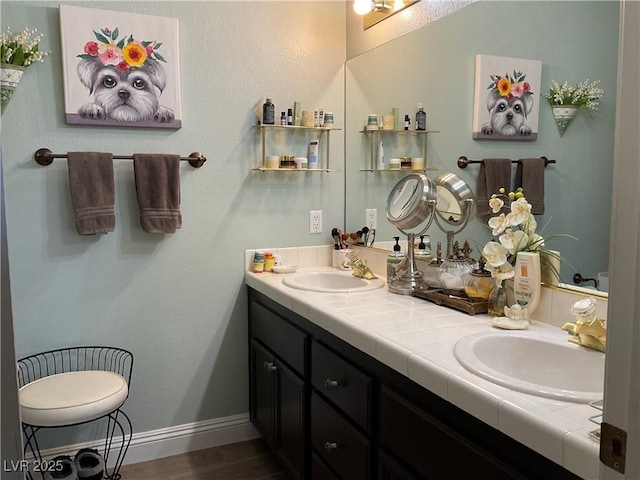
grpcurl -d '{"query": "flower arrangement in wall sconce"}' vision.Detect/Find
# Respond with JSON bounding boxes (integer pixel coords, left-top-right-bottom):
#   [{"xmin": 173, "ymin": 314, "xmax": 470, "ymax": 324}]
[
  {"xmin": 0, "ymin": 27, "xmax": 48, "ymax": 114},
  {"xmin": 544, "ymin": 79, "xmax": 604, "ymax": 136}
]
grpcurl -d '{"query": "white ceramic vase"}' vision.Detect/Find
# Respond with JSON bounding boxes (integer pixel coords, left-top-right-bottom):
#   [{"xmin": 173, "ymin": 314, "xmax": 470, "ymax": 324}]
[
  {"xmin": 1, "ymin": 64, "xmax": 25, "ymax": 114},
  {"xmin": 551, "ymin": 105, "xmax": 579, "ymax": 136}
]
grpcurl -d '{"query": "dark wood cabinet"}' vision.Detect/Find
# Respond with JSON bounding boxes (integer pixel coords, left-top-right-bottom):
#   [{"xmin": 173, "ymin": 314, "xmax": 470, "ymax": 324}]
[
  {"xmin": 248, "ymin": 287, "xmax": 582, "ymax": 480},
  {"xmin": 249, "ymin": 299, "xmax": 308, "ymax": 479}
]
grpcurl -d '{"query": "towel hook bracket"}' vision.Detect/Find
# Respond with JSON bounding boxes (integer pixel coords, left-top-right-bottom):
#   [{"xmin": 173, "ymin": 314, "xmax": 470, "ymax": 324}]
[
  {"xmin": 188, "ymin": 152, "xmax": 206, "ymax": 168},
  {"xmin": 35, "ymin": 148, "xmax": 54, "ymax": 166}
]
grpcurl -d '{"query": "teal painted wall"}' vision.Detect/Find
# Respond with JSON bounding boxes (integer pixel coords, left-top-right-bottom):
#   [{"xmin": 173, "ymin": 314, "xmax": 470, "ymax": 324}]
[
  {"xmin": 346, "ymin": 1, "xmax": 618, "ymax": 284},
  {"xmin": 1, "ymin": 0, "xmax": 345, "ymax": 445}
]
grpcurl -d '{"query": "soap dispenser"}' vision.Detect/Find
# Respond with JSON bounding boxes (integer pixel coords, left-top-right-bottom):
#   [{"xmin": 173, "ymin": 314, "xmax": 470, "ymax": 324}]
[
  {"xmin": 416, "ymin": 235, "xmax": 432, "ymax": 258},
  {"xmin": 387, "ymin": 237, "xmax": 404, "ymax": 281}
]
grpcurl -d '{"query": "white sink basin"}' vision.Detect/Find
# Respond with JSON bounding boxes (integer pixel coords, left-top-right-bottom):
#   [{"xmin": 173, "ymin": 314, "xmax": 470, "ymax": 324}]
[
  {"xmin": 282, "ymin": 271, "xmax": 385, "ymax": 293},
  {"xmin": 454, "ymin": 330, "xmax": 604, "ymax": 403}
]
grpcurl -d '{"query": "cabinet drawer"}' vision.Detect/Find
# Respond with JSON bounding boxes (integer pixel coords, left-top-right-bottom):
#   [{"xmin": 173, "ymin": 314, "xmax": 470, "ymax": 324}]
[
  {"xmin": 250, "ymin": 300, "xmax": 307, "ymax": 375},
  {"xmin": 311, "ymin": 392, "xmax": 370, "ymax": 480},
  {"xmin": 380, "ymin": 387, "xmax": 524, "ymax": 480},
  {"xmin": 312, "ymin": 341, "xmax": 372, "ymax": 432},
  {"xmin": 311, "ymin": 451, "xmax": 340, "ymax": 480}
]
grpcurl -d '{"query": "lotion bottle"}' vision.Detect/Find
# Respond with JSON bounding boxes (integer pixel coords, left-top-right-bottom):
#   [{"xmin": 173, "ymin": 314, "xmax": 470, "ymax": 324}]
[
  {"xmin": 263, "ymin": 98, "xmax": 275, "ymax": 125},
  {"xmin": 307, "ymin": 139, "xmax": 319, "ymax": 169},
  {"xmin": 415, "ymin": 103, "xmax": 426, "ymax": 131},
  {"xmin": 377, "ymin": 140, "xmax": 386, "ymax": 170},
  {"xmin": 513, "ymin": 252, "xmax": 541, "ymax": 317}
]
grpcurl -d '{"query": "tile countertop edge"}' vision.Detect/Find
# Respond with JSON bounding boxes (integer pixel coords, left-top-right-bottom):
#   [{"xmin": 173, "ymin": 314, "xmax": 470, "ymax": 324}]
[{"xmin": 245, "ymin": 269, "xmax": 601, "ymax": 479}]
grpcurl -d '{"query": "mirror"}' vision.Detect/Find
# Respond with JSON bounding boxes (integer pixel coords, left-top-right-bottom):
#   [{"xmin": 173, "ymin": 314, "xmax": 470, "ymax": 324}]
[
  {"xmin": 385, "ymin": 173, "xmax": 437, "ymax": 295},
  {"xmin": 345, "ymin": 1, "xmax": 618, "ymax": 292},
  {"xmin": 433, "ymin": 173, "xmax": 475, "ymax": 258},
  {"xmin": 386, "ymin": 173, "xmax": 437, "ymax": 231}
]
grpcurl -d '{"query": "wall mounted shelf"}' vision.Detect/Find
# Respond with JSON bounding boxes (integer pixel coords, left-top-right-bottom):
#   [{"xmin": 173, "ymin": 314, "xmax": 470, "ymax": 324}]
[
  {"xmin": 256, "ymin": 124, "xmax": 341, "ymax": 172},
  {"xmin": 360, "ymin": 129, "xmax": 439, "ymax": 172}
]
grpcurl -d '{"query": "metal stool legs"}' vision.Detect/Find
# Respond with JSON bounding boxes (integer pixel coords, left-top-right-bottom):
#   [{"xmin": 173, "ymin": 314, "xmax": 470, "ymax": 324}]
[
  {"xmin": 103, "ymin": 409, "xmax": 133, "ymax": 480},
  {"xmin": 22, "ymin": 409, "xmax": 133, "ymax": 480}
]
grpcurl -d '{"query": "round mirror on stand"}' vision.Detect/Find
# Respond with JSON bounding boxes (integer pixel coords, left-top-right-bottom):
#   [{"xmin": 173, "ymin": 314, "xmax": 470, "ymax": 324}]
[
  {"xmin": 385, "ymin": 174, "xmax": 437, "ymax": 295},
  {"xmin": 432, "ymin": 172, "xmax": 475, "ymax": 258}
]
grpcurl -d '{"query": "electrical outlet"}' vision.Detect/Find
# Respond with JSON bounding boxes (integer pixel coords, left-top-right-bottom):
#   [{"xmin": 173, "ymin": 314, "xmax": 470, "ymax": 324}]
[
  {"xmin": 310, "ymin": 210, "xmax": 322, "ymax": 234},
  {"xmin": 366, "ymin": 208, "xmax": 377, "ymax": 230}
]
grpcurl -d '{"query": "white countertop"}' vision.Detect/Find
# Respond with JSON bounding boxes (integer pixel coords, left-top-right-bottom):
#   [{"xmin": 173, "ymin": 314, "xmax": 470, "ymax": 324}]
[{"xmin": 246, "ymin": 266, "xmax": 602, "ymax": 479}]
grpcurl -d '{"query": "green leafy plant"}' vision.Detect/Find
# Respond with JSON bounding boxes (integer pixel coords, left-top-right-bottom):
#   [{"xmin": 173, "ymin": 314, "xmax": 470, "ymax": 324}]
[
  {"xmin": 1, "ymin": 27, "xmax": 48, "ymax": 68},
  {"xmin": 544, "ymin": 79, "xmax": 604, "ymax": 112}
]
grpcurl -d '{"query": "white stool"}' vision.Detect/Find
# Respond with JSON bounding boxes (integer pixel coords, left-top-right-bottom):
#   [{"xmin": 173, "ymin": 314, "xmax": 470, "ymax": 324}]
[{"xmin": 18, "ymin": 347, "xmax": 133, "ymax": 480}]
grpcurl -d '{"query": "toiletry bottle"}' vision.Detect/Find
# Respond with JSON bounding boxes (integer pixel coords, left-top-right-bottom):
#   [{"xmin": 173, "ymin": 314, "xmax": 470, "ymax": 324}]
[
  {"xmin": 377, "ymin": 140, "xmax": 386, "ymax": 170},
  {"xmin": 263, "ymin": 98, "xmax": 275, "ymax": 125},
  {"xmin": 387, "ymin": 237, "xmax": 404, "ymax": 281},
  {"xmin": 253, "ymin": 251, "xmax": 265, "ymax": 273},
  {"xmin": 513, "ymin": 251, "xmax": 542, "ymax": 316},
  {"xmin": 287, "ymin": 108, "xmax": 293, "ymax": 126},
  {"xmin": 415, "ymin": 103, "xmax": 426, "ymax": 131},
  {"xmin": 280, "ymin": 111, "xmax": 286, "ymax": 126},
  {"xmin": 404, "ymin": 115, "xmax": 410, "ymax": 130},
  {"xmin": 307, "ymin": 139, "xmax": 319, "ymax": 169},
  {"xmin": 264, "ymin": 252, "xmax": 275, "ymax": 272}
]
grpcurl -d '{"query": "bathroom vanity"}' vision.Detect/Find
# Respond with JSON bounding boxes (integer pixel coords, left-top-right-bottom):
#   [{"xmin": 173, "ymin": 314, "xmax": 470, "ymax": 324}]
[{"xmin": 247, "ymin": 258, "xmax": 601, "ymax": 479}]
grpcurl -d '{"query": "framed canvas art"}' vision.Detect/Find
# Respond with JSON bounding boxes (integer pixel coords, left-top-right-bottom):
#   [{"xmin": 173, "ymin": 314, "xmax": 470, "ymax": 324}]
[
  {"xmin": 472, "ymin": 55, "xmax": 542, "ymax": 140},
  {"xmin": 60, "ymin": 5, "xmax": 182, "ymax": 128}
]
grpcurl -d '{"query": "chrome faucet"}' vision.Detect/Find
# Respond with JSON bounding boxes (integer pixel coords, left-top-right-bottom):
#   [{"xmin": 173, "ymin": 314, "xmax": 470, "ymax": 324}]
[
  {"xmin": 345, "ymin": 251, "xmax": 378, "ymax": 280},
  {"xmin": 561, "ymin": 297, "xmax": 606, "ymax": 352}
]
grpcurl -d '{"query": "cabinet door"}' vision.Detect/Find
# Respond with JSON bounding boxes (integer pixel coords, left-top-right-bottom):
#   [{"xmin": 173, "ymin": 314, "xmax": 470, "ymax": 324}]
[
  {"xmin": 277, "ymin": 360, "xmax": 306, "ymax": 480},
  {"xmin": 250, "ymin": 340, "xmax": 277, "ymax": 449},
  {"xmin": 311, "ymin": 392, "xmax": 370, "ymax": 480},
  {"xmin": 380, "ymin": 387, "xmax": 524, "ymax": 480},
  {"xmin": 379, "ymin": 450, "xmax": 417, "ymax": 480}
]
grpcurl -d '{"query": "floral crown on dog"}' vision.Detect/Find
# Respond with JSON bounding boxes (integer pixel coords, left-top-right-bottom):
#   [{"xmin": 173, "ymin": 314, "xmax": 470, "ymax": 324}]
[
  {"xmin": 78, "ymin": 27, "xmax": 166, "ymax": 72},
  {"xmin": 486, "ymin": 70, "xmax": 533, "ymax": 100}
]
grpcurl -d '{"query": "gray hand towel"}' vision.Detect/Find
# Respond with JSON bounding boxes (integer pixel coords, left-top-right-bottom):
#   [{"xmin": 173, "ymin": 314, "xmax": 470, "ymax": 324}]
[
  {"xmin": 515, "ymin": 158, "xmax": 545, "ymax": 215},
  {"xmin": 133, "ymin": 154, "xmax": 182, "ymax": 233},
  {"xmin": 67, "ymin": 152, "xmax": 115, "ymax": 235},
  {"xmin": 476, "ymin": 158, "xmax": 512, "ymax": 216}
]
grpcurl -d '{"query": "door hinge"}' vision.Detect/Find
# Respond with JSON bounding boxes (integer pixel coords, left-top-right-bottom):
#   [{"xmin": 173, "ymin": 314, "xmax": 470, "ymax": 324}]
[{"xmin": 600, "ymin": 422, "xmax": 627, "ymax": 474}]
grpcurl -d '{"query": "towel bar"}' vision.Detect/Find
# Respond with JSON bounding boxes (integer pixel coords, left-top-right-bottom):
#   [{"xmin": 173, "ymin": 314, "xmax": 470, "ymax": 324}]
[
  {"xmin": 457, "ymin": 156, "xmax": 555, "ymax": 169},
  {"xmin": 34, "ymin": 148, "xmax": 207, "ymax": 168}
]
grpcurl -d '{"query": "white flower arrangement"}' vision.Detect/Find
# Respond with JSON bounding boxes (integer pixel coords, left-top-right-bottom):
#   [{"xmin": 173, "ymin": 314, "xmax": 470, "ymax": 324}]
[
  {"xmin": 482, "ymin": 187, "xmax": 572, "ymax": 285},
  {"xmin": 544, "ymin": 79, "xmax": 604, "ymax": 113},
  {"xmin": 1, "ymin": 27, "xmax": 48, "ymax": 68}
]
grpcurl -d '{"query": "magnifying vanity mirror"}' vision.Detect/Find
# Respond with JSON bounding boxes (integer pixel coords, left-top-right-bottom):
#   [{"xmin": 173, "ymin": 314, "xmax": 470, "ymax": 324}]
[
  {"xmin": 432, "ymin": 172, "xmax": 476, "ymax": 258},
  {"xmin": 385, "ymin": 172, "xmax": 475, "ymax": 295},
  {"xmin": 385, "ymin": 173, "xmax": 437, "ymax": 294}
]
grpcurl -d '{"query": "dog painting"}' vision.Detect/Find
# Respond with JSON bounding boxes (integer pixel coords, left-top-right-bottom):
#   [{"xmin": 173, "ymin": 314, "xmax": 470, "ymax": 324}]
[
  {"xmin": 60, "ymin": 5, "xmax": 181, "ymax": 128},
  {"xmin": 472, "ymin": 55, "xmax": 541, "ymax": 140}
]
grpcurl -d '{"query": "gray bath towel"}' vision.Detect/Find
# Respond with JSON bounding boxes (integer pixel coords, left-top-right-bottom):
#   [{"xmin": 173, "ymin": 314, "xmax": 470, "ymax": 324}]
[
  {"xmin": 67, "ymin": 152, "xmax": 115, "ymax": 235},
  {"xmin": 515, "ymin": 157, "xmax": 546, "ymax": 215},
  {"xmin": 476, "ymin": 158, "xmax": 512, "ymax": 216},
  {"xmin": 133, "ymin": 153, "xmax": 182, "ymax": 233}
]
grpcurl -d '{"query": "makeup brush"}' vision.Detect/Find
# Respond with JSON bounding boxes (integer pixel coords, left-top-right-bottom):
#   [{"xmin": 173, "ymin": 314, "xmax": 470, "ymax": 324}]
[
  {"xmin": 331, "ymin": 228, "xmax": 341, "ymax": 250},
  {"xmin": 362, "ymin": 226, "xmax": 370, "ymax": 246}
]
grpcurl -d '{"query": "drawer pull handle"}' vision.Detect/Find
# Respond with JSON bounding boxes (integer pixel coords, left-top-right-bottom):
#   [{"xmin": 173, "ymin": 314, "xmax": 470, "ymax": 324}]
[
  {"xmin": 324, "ymin": 379, "xmax": 339, "ymax": 389},
  {"xmin": 324, "ymin": 442, "xmax": 338, "ymax": 453},
  {"xmin": 263, "ymin": 361, "xmax": 278, "ymax": 372}
]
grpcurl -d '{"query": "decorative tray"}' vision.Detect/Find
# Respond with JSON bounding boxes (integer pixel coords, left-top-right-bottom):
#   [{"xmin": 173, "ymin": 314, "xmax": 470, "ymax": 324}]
[{"xmin": 412, "ymin": 288, "xmax": 488, "ymax": 316}]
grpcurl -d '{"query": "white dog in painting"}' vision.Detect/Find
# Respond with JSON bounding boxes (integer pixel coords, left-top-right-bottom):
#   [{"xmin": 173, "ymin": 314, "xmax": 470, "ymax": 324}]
[
  {"xmin": 481, "ymin": 88, "xmax": 533, "ymax": 137},
  {"xmin": 76, "ymin": 57, "xmax": 174, "ymax": 124}
]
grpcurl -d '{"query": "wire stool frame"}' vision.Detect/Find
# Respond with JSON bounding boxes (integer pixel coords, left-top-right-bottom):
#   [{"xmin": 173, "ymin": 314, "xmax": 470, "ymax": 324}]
[{"xmin": 17, "ymin": 346, "xmax": 133, "ymax": 480}]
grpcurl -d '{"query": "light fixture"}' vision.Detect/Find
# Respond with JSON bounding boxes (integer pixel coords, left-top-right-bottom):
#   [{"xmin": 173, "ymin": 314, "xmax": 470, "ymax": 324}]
[{"xmin": 354, "ymin": 0, "xmax": 420, "ymax": 30}]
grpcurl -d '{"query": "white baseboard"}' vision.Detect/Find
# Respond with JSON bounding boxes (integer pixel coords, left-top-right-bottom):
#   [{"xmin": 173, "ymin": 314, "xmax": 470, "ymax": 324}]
[{"xmin": 33, "ymin": 413, "xmax": 260, "ymax": 467}]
